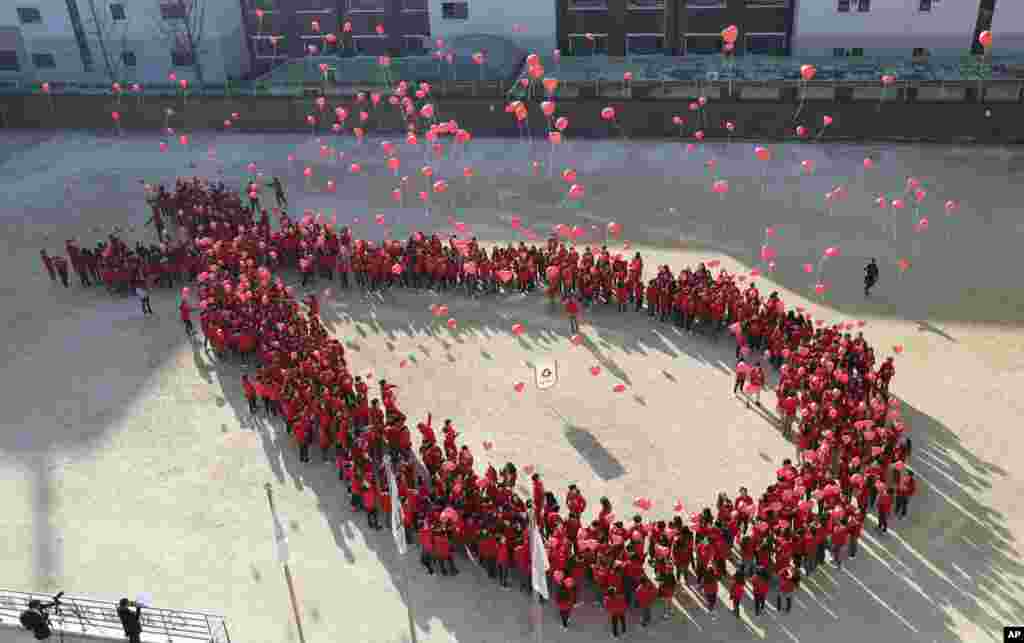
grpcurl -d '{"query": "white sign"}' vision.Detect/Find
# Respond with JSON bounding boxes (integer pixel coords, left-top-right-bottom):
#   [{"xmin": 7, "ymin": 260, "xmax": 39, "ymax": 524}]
[{"xmin": 535, "ymin": 361, "xmax": 558, "ymax": 390}]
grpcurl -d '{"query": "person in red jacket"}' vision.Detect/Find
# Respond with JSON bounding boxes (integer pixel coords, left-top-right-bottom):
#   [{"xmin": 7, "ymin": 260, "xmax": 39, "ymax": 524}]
[
  {"xmin": 603, "ymin": 586, "xmax": 627, "ymax": 638},
  {"xmin": 514, "ymin": 536, "xmax": 531, "ymax": 593},
  {"xmin": 895, "ymin": 470, "xmax": 915, "ymax": 519},
  {"xmin": 877, "ymin": 486, "xmax": 893, "ymax": 533},
  {"xmin": 831, "ymin": 519, "xmax": 849, "ymax": 568},
  {"xmin": 241, "ymin": 375, "xmax": 258, "ymax": 414},
  {"xmin": 730, "ymin": 571, "xmax": 746, "ymax": 617},
  {"xmin": 751, "ymin": 569, "xmax": 770, "ymax": 616},
  {"xmin": 433, "ymin": 527, "xmax": 457, "ymax": 576},
  {"xmin": 776, "ymin": 567, "xmax": 799, "ymax": 613},
  {"xmin": 847, "ymin": 512, "xmax": 863, "ymax": 559},
  {"xmin": 478, "ymin": 529, "xmax": 498, "ymax": 579},
  {"xmin": 556, "ymin": 577, "xmax": 576, "ymax": 629},
  {"xmin": 363, "ymin": 481, "xmax": 381, "ymax": 530},
  {"xmin": 40, "ymin": 249, "xmax": 57, "ymax": 283},
  {"xmin": 495, "ymin": 535, "xmax": 511, "ymax": 587},
  {"xmin": 634, "ymin": 576, "xmax": 658, "ymax": 628},
  {"xmin": 418, "ymin": 522, "xmax": 435, "ymax": 575},
  {"xmin": 701, "ymin": 567, "xmax": 719, "ymax": 611},
  {"xmin": 564, "ymin": 295, "xmax": 580, "ymax": 334},
  {"xmin": 180, "ymin": 299, "xmax": 194, "ymax": 337}
]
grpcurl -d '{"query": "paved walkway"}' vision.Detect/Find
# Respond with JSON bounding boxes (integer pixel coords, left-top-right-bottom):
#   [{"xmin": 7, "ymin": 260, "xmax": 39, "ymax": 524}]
[{"xmin": 0, "ymin": 131, "xmax": 1022, "ymax": 643}]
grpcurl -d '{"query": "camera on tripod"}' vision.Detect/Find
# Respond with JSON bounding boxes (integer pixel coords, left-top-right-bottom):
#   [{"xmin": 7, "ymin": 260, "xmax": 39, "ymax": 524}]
[{"xmin": 19, "ymin": 591, "xmax": 63, "ymax": 640}]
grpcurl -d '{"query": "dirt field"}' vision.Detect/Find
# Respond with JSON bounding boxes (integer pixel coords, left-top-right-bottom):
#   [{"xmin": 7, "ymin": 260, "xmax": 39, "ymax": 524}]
[{"xmin": 0, "ymin": 131, "xmax": 1022, "ymax": 643}]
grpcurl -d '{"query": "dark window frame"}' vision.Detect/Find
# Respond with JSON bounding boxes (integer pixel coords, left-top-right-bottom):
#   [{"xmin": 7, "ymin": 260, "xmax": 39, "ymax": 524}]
[
  {"xmin": 17, "ymin": 7, "xmax": 43, "ymax": 24},
  {"xmin": 109, "ymin": 2, "xmax": 126, "ymax": 20},
  {"xmin": 31, "ymin": 52, "xmax": 56, "ymax": 68},
  {"xmin": 837, "ymin": 0, "xmax": 850, "ymax": 12},
  {"xmin": 0, "ymin": 50, "xmax": 20, "ymax": 71},
  {"xmin": 160, "ymin": 0, "xmax": 188, "ymax": 19},
  {"xmin": 850, "ymin": 47, "xmax": 864, "ymax": 57},
  {"xmin": 918, "ymin": 0, "xmax": 931, "ymax": 11},
  {"xmin": 857, "ymin": 0, "xmax": 870, "ymax": 10},
  {"xmin": 441, "ymin": 1, "xmax": 468, "ymax": 19},
  {"xmin": 121, "ymin": 50, "xmax": 137, "ymax": 66}
]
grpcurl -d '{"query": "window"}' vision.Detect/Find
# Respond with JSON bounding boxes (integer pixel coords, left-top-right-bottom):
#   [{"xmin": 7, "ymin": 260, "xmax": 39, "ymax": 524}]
[
  {"xmin": 850, "ymin": 47, "xmax": 864, "ymax": 57},
  {"xmin": 121, "ymin": 50, "xmax": 136, "ymax": 66},
  {"xmin": 685, "ymin": 35, "xmax": 723, "ymax": 54},
  {"xmin": 856, "ymin": 0, "xmax": 869, "ymax": 10},
  {"xmin": 569, "ymin": 33, "xmax": 607, "ymax": 54},
  {"xmin": 628, "ymin": 0, "xmax": 664, "ymax": 10},
  {"xmin": 17, "ymin": 7, "xmax": 43, "ymax": 23},
  {"xmin": 837, "ymin": 0, "xmax": 849, "ymax": 12},
  {"xmin": 626, "ymin": 34, "xmax": 663, "ymax": 54},
  {"xmin": 441, "ymin": 2, "xmax": 468, "ymax": 18},
  {"xmin": 918, "ymin": 0, "xmax": 931, "ymax": 10},
  {"xmin": 402, "ymin": 35, "xmax": 428, "ymax": 54},
  {"xmin": 686, "ymin": 0, "xmax": 726, "ymax": 7},
  {"xmin": 746, "ymin": 33, "xmax": 786, "ymax": 55},
  {"xmin": 31, "ymin": 52, "xmax": 56, "ymax": 68},
  {"xmin": 746, "ymin": 0, "xmax": 786, "ymax": 6},
  {"xmin": 109, "ymin": 3, "xmax": 126, "ymax": 20},
  {"xmin": 352, "ymin": 35, "xmax": 387, "ymax": 55},
  {"xmin": 348, "ymin": 0, "xmax": 384, "ymax": 12},
  {"xmin": 912, "ymin": 47, "xmax": 928, "ymax": 57},
  {"xmin": 832, "ymin": 47, "xmax": 847, "ymax": 56},
  {"xmin": 160, "ymin": 0, "xmax": 188, "ymax": 19},
  {"xmin": 402, "ymin": 0, "xmax": 428, "ymax": 10},
  {"xmin": 0, "ymin": 50, "xmax": 19, "ymax": 71},
  {"xmin": 172, "ymin": 32, "xmax": 193, "ymax": 65},
  {"xmin": 569, "ymin": 0, "xmax": 609, "ymax": 9}
]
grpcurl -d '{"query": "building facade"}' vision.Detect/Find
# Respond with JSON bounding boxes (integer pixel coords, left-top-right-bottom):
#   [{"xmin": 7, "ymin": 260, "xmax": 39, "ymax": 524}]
[
  {"xmin": 0, "ymin": 0, "xmax": 249, "ymax": 85},
  {"xmin": 241, "ymin": 0, "xmax": 432, "ymax": 78},
  {"xmin": 986, "ymin": 0, "xmax": 1022, "ymax": 54},
  {"xmin": 790, "ymin": 0, "xmax": 986, "ymax": 58},
  {"xmin": 427, "ymin": 0, "xmax": 556, "ymax": 57},
  {"xmin": 555, "ymin": 0, "xmax": 793, "ymax": 59}
]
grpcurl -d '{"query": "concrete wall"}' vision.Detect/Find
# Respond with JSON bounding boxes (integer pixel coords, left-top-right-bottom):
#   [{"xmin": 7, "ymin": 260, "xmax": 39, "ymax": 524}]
[
  {"xmin": 2, "ymin": 92, "xmax": 1021, "ymax": 143},
  {"xmin": 791, "ymin": 0, "xmax": 982, "ymax": 57}
]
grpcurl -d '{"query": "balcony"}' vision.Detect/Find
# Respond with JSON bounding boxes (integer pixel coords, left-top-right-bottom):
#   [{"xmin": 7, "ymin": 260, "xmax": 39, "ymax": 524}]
[{"xmin": 568, "ymin": 0, "xmax": 609, "ymax": 12}]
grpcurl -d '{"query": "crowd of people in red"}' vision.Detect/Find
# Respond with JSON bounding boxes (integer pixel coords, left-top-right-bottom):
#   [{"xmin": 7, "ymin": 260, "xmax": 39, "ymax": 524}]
[{"xmin": 51, "ymin": 176, "xmax": 915, "ymax": 638}]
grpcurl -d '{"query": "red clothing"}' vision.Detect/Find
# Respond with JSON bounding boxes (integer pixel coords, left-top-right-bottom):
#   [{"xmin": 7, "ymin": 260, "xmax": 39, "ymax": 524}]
[
  {"xmin": 635, "ymin": 582, "xmax": 658, "ymax": 608},
  {"xmin": 603, "ymin": 594, "xmax": 627, "ymax": 617},
  {"xmin": 877, "ymin": 493, "xmax": 893, "ymax": 515},
  {"xmin": 362, "ymin": 486, "xmax": 377, "ymax": 511},
  {"xmin": 433, "ymin": 534, "xmax": 451, "ymax": 559}
]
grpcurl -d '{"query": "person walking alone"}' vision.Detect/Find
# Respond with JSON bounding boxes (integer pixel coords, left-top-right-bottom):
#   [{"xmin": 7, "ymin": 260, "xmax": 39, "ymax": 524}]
[
  {"xmin": 864, "ymin": 259, "xmax": 879, "ymax": 297},
  {"xmin": 136, "ymin": 283, "xmax": 153, "ymax": 316}
]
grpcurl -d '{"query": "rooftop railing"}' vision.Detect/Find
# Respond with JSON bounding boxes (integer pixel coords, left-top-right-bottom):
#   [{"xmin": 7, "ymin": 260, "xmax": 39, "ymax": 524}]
[{"xmin": 0, "ymin": 589, "xmax": 229, "ymax": 643}]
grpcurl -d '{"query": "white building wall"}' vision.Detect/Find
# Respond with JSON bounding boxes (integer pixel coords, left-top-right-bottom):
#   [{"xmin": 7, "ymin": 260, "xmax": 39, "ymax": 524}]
[
  {"xmin": 791, "ymin": 0, "xmax": 981, "ymax": 58},
  {"xmin": 428, "ymin": 0, "xmax": 556, "ymax": 56},
  {"xmin": 990, "ymin": 2, "xmax": 1024, "ymax": 54},
  {"xmin": 0, "ymin": 0, "xmax": 248, "ymax": 85}
]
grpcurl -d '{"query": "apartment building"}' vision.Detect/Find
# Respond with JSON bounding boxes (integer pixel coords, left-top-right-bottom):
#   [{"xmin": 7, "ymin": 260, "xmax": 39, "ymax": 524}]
[
  {"xmin": 790, "ymin": 0, "xmax": 986, "ymax": 58},
  {"xmin": 242, "ymin": 0, "xmax": 432, "ymax": 77},
  {"xmin": 427, "ymin": 0, "xmax": 556, "ymax": 56},
  {"xmin": 555, "ymin": 0, "xmax": 793, "ymax": 58},
  {"xmin": 0, "ymin": 0, "xmax": 248, "ymax": 85}
]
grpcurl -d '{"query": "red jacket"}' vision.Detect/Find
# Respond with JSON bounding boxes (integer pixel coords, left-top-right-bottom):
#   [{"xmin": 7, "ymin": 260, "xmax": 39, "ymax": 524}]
[
  {"xmin": 635, "ymin": 582, "xmax": 658, "ymax": 608},
  {"xmin": 604, "ymin": 594, "xmax": 627, "ymax": 617},
  {"xmin": 877, "ymin": 493, "xmax": 893, "ymax": 514},
  {"xmin": 556, "ymin": 587, "xmax": 576, "ymax": 612},
  {"xmin": 433, "ymin": 534, "xmax": 451, "ymax": 559},
  {"xmin": 752, "ymin": 575, "xmax": 770, "ymax": 599},
  {"xmin": 418, "ymin": 526, "xmax": 433, "ymax": 553}
]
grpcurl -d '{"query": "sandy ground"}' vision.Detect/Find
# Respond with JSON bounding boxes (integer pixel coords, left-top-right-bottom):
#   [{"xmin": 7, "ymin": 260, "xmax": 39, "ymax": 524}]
[{"xmin": 1, "ymin": 131, "xmax": 1023, "ymax": 643}]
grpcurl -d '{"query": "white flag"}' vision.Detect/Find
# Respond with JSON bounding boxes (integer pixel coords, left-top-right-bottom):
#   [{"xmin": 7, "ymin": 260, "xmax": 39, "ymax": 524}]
[
  {"xmin": 386, "ymin": 460, "xmax": 407, "ymax": 556},
  {"xmin": 530, "ymin": 517, "xmax": 550, "ymax": 600},
  {"xmin": 272, "ymin": 511, "xmax": 290, "ymax": 565}
]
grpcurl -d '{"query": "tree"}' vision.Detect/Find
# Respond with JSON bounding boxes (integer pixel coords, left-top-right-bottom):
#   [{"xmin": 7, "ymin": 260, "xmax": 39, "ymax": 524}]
[
  {"xmin": 83, "ymin": 0, "xmax": 131, "ymax": 82},
  {"xmin": 154, "ymin": 0, "xmax": 207, "ymax": 85}
]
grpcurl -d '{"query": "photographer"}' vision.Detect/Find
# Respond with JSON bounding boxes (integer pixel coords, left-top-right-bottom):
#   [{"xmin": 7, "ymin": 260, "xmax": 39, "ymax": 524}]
[
  {"xmin": 117, "ymin": 598, "xmax": 142, "ymax": 643},
  {"xmin": 19, "ymin": 599, "xmax": 53, "ymax": 640}
]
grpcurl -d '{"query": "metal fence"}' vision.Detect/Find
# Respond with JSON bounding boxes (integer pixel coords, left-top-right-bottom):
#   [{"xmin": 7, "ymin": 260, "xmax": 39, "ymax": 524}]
[
  {"xmin": 0, "ymin": 589, "xmax": 229, "ymax": 643},
  {"xmin": 2, "ymin": 53, "xmax": 1022, "ymax": 98}
]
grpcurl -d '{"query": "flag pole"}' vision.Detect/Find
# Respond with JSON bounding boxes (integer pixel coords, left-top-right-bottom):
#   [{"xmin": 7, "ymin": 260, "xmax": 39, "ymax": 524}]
[
  {"xmin": 386, "ymin": 459, "xmax": 419, "ymax": 643},
  {"xmin": 265, "ymin": 483, "xmax": 307, "ymax": 643},
  {"xmin": 528, "ymin": 510, "xmax": 547, "ymax": 643}
]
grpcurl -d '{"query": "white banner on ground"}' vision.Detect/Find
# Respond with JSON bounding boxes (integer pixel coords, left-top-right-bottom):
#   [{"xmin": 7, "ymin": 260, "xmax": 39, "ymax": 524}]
[
  {"xmin": 271, "ymin": 511, "xmax": 289, "ymax": 565},
  {"xmin": 530, "ymin": 518, "xmax": 549, "ymax": 600},
  {"xmin": 386, "ymin": 460, "xmax": 407, "ymax": 556},
  {"xmin": 535, "ymin": 360, "xmax": 558, "ymax": 390}
]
